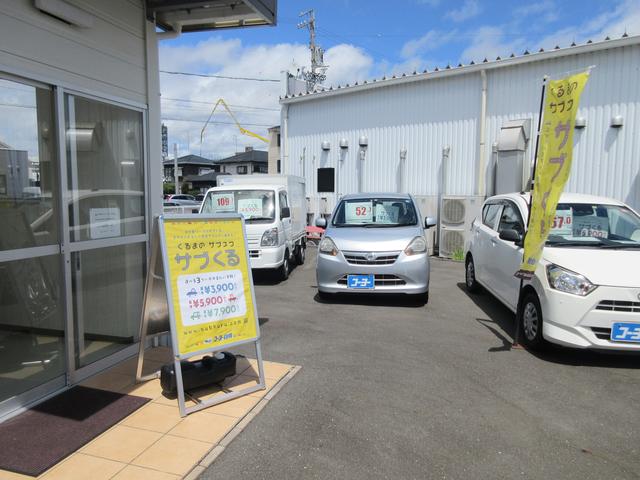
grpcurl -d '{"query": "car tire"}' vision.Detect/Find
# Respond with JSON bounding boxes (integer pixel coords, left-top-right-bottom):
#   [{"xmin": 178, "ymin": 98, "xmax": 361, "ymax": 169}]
[
  {"xmin": 278, "ymin": 250, "xmax": 290, "ymax": 281},
  {"xmin": 465, "ymin": 255, "xmax": 481, "ymax": 293},
  {"xmin": 518, "ymin": 292, "xmax": 545, "ymax": 350},
  {"xmin": 295, "ymin": 244, "xmax": 306, "ymax": 265}
]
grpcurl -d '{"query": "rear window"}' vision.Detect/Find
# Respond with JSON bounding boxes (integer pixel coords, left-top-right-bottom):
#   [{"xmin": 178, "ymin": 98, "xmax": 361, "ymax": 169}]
[{"xmin": 332, "ymin": 198, "xmax": 417, "ymax": 227}]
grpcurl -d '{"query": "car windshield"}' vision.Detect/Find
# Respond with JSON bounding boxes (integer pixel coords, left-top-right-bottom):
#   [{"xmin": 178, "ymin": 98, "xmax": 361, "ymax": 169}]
[
  {"xmin": 332, "ymin": 197, "xmax": 418, "ymax": 227},
  {"xmin": 201, "ymin": 189, "xmax": 276, "ymax": 222},
  {"xmin": 545, "ymin": 202, "xmax": 640, "ymax": 249}
]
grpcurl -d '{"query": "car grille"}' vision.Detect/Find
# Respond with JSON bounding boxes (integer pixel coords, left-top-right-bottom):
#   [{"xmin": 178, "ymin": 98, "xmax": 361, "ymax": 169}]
[
  {"xmin": 249, "ymin": 250, "xmax": 260, "ymax": 258},
  {"xmin": 590, "ymin": 327, "xmax": 612, "ymax": 340},
  {"xmin": 342, "ymin": 251, "xmax": 400, "ymax": 265},
  {"xmin": 337, "ymin": 274, "xmax": 406, "ymax": 286},
  {"xmin": 595, "ymin": 300, "xmax": 640, "ymax": 313}
]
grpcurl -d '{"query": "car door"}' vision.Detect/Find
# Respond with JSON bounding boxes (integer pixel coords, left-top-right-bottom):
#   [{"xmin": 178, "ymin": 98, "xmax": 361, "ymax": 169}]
[
  {"xmin": 472, "ymin": 202, "xmax": 503, "ymax": 288},
  {"xmin": 279, "ymin": 190, "xmax": 291, "ymax": 247},
  {"xmin": 490, "ymin": 201, "xmax": 526, "ymax": 311}
]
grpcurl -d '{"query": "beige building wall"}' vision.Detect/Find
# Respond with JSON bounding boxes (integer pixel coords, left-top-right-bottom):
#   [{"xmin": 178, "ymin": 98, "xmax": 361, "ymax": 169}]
[{"xmin": 267, "ymin": 126, "xmax": 280, "ymax": 174}]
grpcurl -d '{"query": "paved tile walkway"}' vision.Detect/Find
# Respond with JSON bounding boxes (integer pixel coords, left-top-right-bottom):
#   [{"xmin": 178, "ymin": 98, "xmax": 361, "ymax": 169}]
[{"xmin": 0, "ymin": 348, "xmax": 297, "ymax": 480}]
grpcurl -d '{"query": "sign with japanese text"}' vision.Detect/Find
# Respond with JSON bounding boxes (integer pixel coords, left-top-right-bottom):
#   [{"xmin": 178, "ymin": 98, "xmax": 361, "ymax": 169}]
[
  {"xmin": 161, "ymin": 216, "xmax": 258, "ymax": 355},
  {"xmin": 516, "ymin": 71, "xmax": 590, "ymax": 279}
]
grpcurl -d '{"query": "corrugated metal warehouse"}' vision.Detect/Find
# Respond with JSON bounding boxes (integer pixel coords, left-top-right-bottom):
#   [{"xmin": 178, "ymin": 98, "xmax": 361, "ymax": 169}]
[{"xmin": 279, "ymin": 34, "xmax": 640, "ymax": 256}]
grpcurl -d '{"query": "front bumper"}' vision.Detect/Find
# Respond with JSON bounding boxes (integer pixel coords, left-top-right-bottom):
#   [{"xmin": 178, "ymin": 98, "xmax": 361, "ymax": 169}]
[
  {"xmin": 316, "ymin": 250, "xmax": 429, "ymax": 294},
  {"xmin": 248, "ymin": 244, "xmax": 285, "ymax": 269},
  {"xmin": 540, "ymin": 284, "xmax": 640, "ymax": 351}
]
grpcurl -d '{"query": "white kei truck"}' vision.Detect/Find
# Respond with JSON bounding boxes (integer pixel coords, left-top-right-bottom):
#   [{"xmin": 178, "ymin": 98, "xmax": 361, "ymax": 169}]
[{"xmin": 200, "ymin": 175, "xmax": 307, "ymax": 280}]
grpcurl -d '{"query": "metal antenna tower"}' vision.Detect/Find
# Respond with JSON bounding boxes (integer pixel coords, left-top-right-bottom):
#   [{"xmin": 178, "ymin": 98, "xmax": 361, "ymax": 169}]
[{"xmin": 297, "ymin": 9, "xmax": 327, "ymax": 91}]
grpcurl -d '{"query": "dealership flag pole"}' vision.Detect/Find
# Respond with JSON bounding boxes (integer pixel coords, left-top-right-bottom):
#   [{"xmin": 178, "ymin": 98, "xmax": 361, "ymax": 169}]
[
  {"xmin": 513, "ymin": 68, "xmax": 591, "ymax": 348},
  {"xmin": 512, "ymin": 76, "xmax": 548, "ymax": 349}
]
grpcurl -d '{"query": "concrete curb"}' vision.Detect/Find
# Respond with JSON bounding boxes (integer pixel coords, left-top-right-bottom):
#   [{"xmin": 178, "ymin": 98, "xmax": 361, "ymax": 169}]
[{"xmin": 184, "ymin": 365, "xmax": 301, "ymax": 479}]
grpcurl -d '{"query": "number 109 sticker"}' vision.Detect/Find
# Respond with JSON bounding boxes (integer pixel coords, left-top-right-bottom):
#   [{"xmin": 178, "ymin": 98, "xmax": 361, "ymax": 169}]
[{"xmin": 178, "ymin": 270, "xmax": 247, "ymax": 326}]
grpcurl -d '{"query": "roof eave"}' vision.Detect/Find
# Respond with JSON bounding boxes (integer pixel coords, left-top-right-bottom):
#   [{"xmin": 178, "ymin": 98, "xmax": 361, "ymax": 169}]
[{"xmin": 281, "ymin": 35, "xmax": 640, "ymax": 105}]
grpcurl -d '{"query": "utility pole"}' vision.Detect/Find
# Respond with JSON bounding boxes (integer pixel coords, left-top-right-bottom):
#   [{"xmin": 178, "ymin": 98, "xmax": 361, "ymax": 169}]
[
  {"xmin": 173, "ymin": 143, "xmax": 180, "ymax": 195},
  {"xmin": 297, "ymin": 9, "xmax": 327, "ymax": 91}
]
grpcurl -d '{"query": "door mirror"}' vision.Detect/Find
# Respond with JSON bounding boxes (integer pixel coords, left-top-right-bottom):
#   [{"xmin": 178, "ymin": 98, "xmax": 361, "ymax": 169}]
[
  {"xmin": 281, "ymin": 207, "xmax": 291, "ymax": 219},
  {"xmin": 315, "ymin": 217, "xmax": 327, "ymax": 228},
  {"xmin": 424, "ymin": 216, "xmax": 437, "ymax": 229},
  {"xmin": 499, "ymin": 229, "xmax": 522, "ymax": 243}
]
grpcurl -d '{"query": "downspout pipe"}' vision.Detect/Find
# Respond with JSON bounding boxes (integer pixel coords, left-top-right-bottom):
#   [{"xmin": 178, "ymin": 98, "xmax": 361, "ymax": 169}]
[{"xmin": 478, "ymin": 69, "xmax": 487, "ymax": 196}]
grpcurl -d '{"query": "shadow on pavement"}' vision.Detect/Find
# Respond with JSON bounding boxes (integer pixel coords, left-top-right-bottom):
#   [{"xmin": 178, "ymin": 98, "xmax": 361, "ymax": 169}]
[
  {"xmin": 458, "ymin": 283, "xmax": 640, "ymax": 369},
  {"xmin": 312, "ymin": 291, "xmax": 427, "ymax": 308},
  {"xmin": 251, "ymin": 265, "xmax": 302, "ymax": 286}
]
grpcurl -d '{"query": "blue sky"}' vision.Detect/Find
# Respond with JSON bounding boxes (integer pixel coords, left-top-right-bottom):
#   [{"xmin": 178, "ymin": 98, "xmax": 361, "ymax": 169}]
[{"xmin": 159, "ymin": 0, "xmax": 640, "ymax": 158}]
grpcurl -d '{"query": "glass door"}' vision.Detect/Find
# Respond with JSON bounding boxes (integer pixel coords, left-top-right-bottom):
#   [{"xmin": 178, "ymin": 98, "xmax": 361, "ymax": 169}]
[
  {"xmin": 63, "ymin": 93, "xmax": 147, "ymax": 381},
  {"xmin": 0, "ymin": 76, "xmax": 66, "ymax": 412}
]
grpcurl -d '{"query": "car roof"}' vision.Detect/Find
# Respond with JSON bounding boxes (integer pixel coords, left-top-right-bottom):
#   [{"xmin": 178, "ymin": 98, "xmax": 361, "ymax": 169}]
[
  {"xmin": 340, "ymin": 192, "xmax": 413, "ymax": 201},
  {"xmin": 487, "ymin": 191, "xmax": 627, "ymax": 207}
]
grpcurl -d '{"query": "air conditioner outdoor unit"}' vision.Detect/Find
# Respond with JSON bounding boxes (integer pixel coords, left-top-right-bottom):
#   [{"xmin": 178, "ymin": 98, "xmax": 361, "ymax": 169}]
[{"xmin": 439, "ymin": 196, "xmax": 483, "ymax": 259}]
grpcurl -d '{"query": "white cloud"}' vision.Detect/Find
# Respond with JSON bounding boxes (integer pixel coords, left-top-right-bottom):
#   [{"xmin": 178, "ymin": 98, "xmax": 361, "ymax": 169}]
[
  {"xmin": 416, "ymin": 0, "xmax": 441, "ymax": 6},
  {"xmin": 444, "ymin": 0, "xmax": 481, "ymax": 23},
  {"xmin": 460, "ymin": 0, "xmax": 640, "ymax": 64},
  {"xmin": 401, "ymin": 29, "xmax": 458, "ymax": 58},
  {"xmin": 460, "ymin": 26, "xmax": 526, "ymax": 62},
  {"xmin": 159, "ymin": 39, "xmax": 375, "ymax": 159}
]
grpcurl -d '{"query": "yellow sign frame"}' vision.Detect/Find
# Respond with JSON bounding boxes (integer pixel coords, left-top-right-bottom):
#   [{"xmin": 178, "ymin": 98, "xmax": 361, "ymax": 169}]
[{"xmin": 137, "ymin": 214, "xmax": 265, "ymax": 417}]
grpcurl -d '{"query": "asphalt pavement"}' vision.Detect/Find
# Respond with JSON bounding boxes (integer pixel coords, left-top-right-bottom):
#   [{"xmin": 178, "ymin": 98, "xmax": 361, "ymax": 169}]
[{"xmin": 202, "ymin": 247, "xmax": 640, "ymax": 480}]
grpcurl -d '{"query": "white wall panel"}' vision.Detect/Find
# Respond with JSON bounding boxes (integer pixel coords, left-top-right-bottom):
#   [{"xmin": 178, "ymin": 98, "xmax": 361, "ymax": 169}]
[
  {"xmin": 0, "ymin": 0, "xmax": 146, "ymax": 103},
  {"xmin": 285, "ymin": 39, "xmax": 640, "ymax": 217}
]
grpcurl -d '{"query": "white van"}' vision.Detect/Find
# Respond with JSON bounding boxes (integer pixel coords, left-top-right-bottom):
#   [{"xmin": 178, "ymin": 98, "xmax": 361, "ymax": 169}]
[{"xmin": 200, "ymin": 175, "xmax": 307, "ymax": 279}]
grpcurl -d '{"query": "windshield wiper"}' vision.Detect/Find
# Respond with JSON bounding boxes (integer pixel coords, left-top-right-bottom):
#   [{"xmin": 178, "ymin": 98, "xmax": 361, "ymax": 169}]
[
  {"xmin": 245, "ymin": 216, "xmax": 273, "ymax": 221},
  {"xmin": 597, "ymin": 243, "xmax": 640, "ymax": 249},
  {"xmin": 546, "ymin": 241, "xmax": 603, "ymax": 248}
]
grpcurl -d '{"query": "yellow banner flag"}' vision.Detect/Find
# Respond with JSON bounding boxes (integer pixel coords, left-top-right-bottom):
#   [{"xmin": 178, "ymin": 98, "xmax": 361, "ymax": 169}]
[{"xmin": 516, "ymin": 71, "xmax": 590, "ymax": 279}]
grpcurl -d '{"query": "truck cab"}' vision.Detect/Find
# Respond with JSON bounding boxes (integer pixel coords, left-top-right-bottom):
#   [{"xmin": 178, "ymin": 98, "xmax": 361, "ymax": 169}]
[{"xmin": 200, "ymin": 175, "xmax": 307, "ymax": 280}]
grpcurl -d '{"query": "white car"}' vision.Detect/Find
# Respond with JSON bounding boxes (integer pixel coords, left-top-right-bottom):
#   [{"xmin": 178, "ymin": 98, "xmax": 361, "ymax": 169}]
[{"xmin": 465, "ymin": 192, "xmax": 640, "ymax": 351}]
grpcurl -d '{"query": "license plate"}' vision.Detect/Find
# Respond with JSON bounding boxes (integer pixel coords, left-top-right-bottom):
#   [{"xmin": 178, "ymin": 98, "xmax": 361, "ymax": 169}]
[
  {"xmin": 347, "ymin": 274, "xmax": 374, "ymax": 289},
  {"xmin": 610, "ymin": 323, "xmax": 640, "ymax": 343}
]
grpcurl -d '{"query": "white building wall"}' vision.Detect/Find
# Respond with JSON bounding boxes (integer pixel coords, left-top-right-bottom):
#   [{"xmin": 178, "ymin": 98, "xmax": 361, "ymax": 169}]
[
  {"xmin": 284, "ymin": 38, "xmax": 640, "ymax": 218},
  {"xmin": 0, "ymin": 0, "xmax": 147, "ymax": 105}
]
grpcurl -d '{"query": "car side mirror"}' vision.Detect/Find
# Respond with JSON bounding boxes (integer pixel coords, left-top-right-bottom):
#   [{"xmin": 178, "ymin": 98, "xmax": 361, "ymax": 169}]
[
  {"xmin": 424, "ymin": 216, "xmax": 437, "ymax": 229},
  {"xmin": 315, "ymin": 217, "xmax": 327, "ymax": 228},
  {"xmin": 281, "ymin": 207, "xmax": 291, "ymax": 219},
  {"xmin": 499, "ymin": 229, "xmax": 522, "ymax": 243}
]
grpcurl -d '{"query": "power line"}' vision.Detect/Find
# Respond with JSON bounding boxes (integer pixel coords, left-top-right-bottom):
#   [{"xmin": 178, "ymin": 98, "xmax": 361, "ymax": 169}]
[
  {"xmin": 160, "ymin": 70, "xmax": 279, "ymax": 82},
  {"xmin": 161, "ymin": 117, "xmax": 273, "ymax": 127},
  {"xmin": 161, "ymin": 97, "xmax": 279, "ymax": 111}
]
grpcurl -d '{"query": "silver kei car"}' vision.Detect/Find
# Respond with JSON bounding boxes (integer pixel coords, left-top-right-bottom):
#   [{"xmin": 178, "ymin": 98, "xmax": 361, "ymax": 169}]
[{"xmin": 315, "ymin": 193, "xmax": 436, "ymax": 302}]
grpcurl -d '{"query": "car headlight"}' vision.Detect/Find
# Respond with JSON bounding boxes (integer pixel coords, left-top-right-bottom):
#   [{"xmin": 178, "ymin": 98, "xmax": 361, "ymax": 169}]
[
  {"xmin": 546, "ymin": 264, "xmax": 597, "ymax": 296},
  {"xmin": 260, "ymin": 228, "xmax": 279, "ymax": 246},
  {"xmin": 318, "ymin": 236, "xmax": 339, "ymax": 256},
  {"xmin": 404, "ymin": 236, "xmax": 427, "ymax": 256}
]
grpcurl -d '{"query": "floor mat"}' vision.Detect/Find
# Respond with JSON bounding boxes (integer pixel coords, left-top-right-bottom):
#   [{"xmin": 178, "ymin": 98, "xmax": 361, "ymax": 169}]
[{"xmin": 0, "ymin": 385, "xmax": 150, "ymax": 476}]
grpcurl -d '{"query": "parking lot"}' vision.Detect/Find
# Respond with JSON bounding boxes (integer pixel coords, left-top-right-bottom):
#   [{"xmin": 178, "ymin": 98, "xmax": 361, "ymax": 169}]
[{"xmin": 204, "ymin": 247, "xmax": 640, "ymax": 480}]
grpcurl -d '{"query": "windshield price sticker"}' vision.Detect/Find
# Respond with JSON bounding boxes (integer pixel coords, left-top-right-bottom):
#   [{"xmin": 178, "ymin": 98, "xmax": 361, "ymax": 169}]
[
  {"xmin": 573, "ymin": 216, "xmax": 609, "ymax": 238},
  {"xmin": 237, "ymin": 198, "xmax": 262, "ymax": 218},
  {"xmin": 551, "ymin": 208, "xmax": 573, "ymax": 236},
  {"xmin": 178, "ymin": 270, "xmax": 246, "ymax": 326},
  {"xmin": 346, "ymin": 201, "xmax": 373, "ymax": 222},
  {"xmin": 211, "ymin": 193, "xmax": 235, "ymax": 212},
  {"xmin": 375, "ymin": 204, "xmax": 399, "ymax": 224}
]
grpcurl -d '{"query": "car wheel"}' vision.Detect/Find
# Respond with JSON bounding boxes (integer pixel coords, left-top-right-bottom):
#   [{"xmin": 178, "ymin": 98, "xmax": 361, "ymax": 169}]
[
  {"xmin": 278, "ymin": 250, "xmax": 290, "ymax": 281},
  {"xmin": 295, "ymin": 244, "xmax": 306, "ymax": 265},
  {"xmin": 465, "ymin": 255, "xmax": 481, "ymax": 293},
  {"xmin": 518, "ymin": 292, "xmax": 545, "ymax": 349}
]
